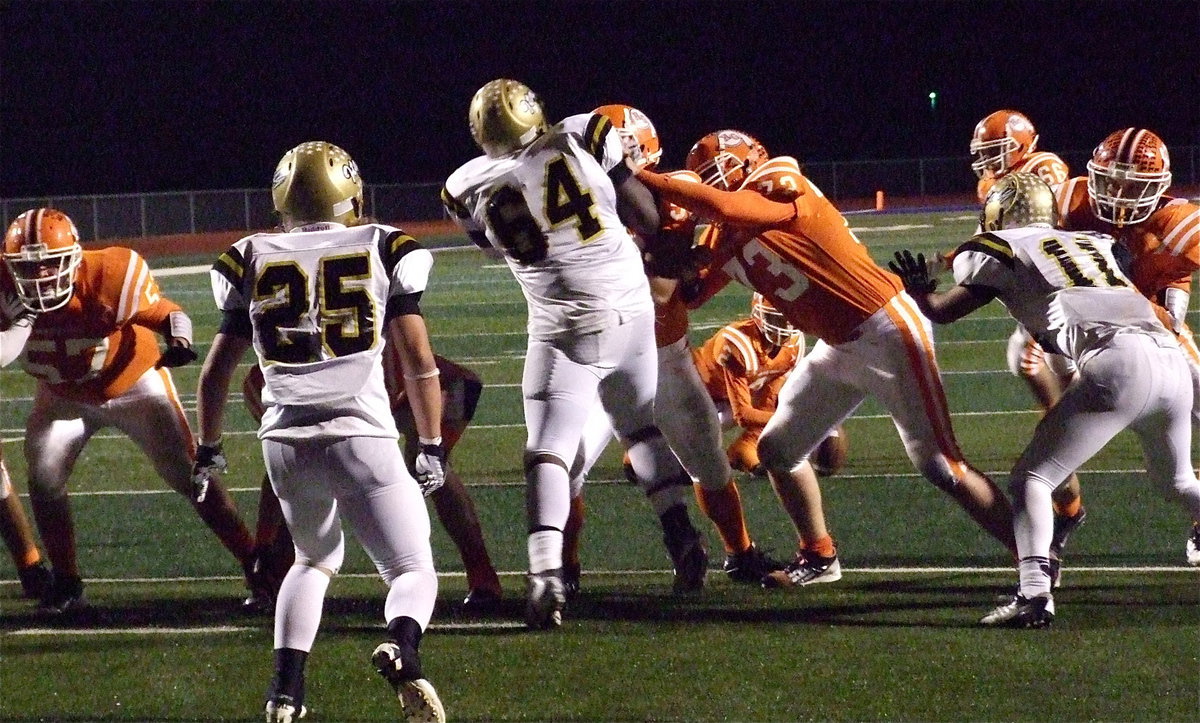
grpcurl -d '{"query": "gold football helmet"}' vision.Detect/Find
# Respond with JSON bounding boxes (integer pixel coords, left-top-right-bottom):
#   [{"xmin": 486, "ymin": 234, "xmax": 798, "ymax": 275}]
[
  {"xmin": 3, "ymin": 208, "xmax": 83, "ymax": 312},
  {"xmin": 271, "ymin": 141, "xmax": 363, "ymax": 229},
  {"xmin": 469, "ymin": 79, "xmax": 548, "ymax": 158},
  {"xmin": 980, "ymin": 172, "xmax": 1056, "ymax": 232}
]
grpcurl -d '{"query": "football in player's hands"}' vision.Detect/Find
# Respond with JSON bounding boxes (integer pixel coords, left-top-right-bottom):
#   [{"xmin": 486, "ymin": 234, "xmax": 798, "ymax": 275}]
[{"xmin": 156, "ymin": 338, "xmax": 198, "ymax": 368}]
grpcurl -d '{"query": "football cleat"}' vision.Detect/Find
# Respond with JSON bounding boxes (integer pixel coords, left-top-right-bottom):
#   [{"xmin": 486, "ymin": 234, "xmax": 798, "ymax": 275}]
[
  {"xmin": 461, "ymin": 587, "xmax": 502, "ymax": 616},
  {"xmin": 264, "ymin": 695, "xmax": 306, "ymax": 723},
  {"xmin": 1049, "ymin": 506, "xmax": 1087, "ymax": 588},
  {"xmin": 524, "ymin": 569, "xmax": 566, "ymax": 629},
  {"xmin": 38, "ymin": 572, "xmax": 87, "ymax": 615},
  {"xmin": 762, "ymin": 552, "xmax": 842, "ymax": 589},
  {"xmin": 664, "ymin": 529, "xmax": 708, "ymax": 594},
  {"xmin": 979, "ymin": 591, "xmax": 1055, "ymax": 628},
  {"xmin": 1050, "ymin": 507, "xmax": 1087, "ymax": 557},
  {"xmin": 722, "ymin": 544, "xmax": 785, "ymax": 585},
  {"xmin": 562, "ymin": 561, "xmax": 582, "ymax": 602},
  {"xmin": 371, "ymin": 642, "xmax": 446, "ymax": 723},
  {"xmin": 1186, "ymin": 523, "xmax": 1200, "ymax": 566},
  {"xmin": 17, "ymin": 562, "xmax": 53, "ymax": 600}
]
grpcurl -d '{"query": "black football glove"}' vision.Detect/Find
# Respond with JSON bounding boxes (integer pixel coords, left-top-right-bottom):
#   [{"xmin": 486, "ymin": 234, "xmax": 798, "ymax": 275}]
[
  {"xmin": 888, "ymin": 250, "xmax": 938, "ymax": 294},
  {"xmin": 156, "ymin": 339, "xmax": 199, "ymax": 368},
  {"xmin": 191, "ymin": 441, "xmax": 227, "ymax": 503},
  {"xmin": 413, "ymin": 438, "xmax": 447, "ymax": 497}
]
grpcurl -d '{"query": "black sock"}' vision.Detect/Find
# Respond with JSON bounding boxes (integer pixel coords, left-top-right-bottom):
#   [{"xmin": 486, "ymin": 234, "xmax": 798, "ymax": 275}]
[
  {"xmin": 269, "ymin": 648, "xmax": 308, "ymax": 703},
  {"xmin": 385, "ymin": 616, "xmax": 424, "ymax": 679},
  {"xmin": 659, "ymin": 504, "xmax": 696, "ymax": 542}
]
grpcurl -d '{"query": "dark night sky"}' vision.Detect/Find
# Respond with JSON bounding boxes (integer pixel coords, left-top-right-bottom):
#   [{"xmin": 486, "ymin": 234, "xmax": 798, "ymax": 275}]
[{"xmin": 2, "ymin": 0, "xmax": 1197, "ymax": 198}]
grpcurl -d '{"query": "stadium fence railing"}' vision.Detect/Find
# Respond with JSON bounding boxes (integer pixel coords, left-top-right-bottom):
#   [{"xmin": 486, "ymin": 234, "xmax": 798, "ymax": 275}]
[{"xmin": 2, "ymin": 147, "xmax": 1197, "ymax": 245}]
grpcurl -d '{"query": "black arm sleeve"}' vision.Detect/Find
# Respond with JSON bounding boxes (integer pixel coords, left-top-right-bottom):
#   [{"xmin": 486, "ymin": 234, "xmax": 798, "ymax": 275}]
[
  {"xmin": 218, "ymin": 309, "xmax": 253, "ymax": 338},
  {"xmin": 385, "ymin": 290, "xmax": 424, "ymax": 322}
]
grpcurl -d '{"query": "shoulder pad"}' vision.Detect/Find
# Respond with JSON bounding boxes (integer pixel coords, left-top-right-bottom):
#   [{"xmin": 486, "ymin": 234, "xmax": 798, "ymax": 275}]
[{"xmin": 741, "ymin": 156, "xmax": 805, "ymax": 201}]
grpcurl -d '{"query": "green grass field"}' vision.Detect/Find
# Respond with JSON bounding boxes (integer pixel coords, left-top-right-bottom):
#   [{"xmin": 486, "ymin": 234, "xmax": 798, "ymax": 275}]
[{"xmin": 1, "ymin": 211, "xmax": 1198, "ymax": 722}]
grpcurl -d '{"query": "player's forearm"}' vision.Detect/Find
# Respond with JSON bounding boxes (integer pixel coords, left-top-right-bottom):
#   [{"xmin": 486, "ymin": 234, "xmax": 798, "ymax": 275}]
[
  {"xmin": 389, "ymin": 314, "xmax": 442, "ymax": 441},
  {"xmin": 638, "ymin": 170, "xmax": 792, "ymax": 226},
  {"xmin": 196, "ymin": 332, "xmax": 248, "ymax": 444},
  {"xmin": 0, "ymin": 318, "xmax": 33, "ymax": 367}
]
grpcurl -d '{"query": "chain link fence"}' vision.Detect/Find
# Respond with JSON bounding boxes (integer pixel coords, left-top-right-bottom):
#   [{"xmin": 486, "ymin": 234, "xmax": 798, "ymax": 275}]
[{"xmin": 3, "ymin": 147, "xmax": 1196, "ymax": 243}]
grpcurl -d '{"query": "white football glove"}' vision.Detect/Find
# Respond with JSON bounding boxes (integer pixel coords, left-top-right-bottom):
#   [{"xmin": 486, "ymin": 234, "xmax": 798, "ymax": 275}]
[
  {"xmin": 413, "ymin": 437, "xmax": 446, "ymax": 497},
  {"xmin": 191, "ymin": 441, "xmax": 227, "ymax": 503}
]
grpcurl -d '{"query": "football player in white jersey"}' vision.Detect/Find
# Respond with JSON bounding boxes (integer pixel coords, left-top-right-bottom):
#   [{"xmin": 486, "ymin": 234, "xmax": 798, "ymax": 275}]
[
  {"xmin": 194, "ymin": 142, "xmax": 445, "ymax": 723},
  {"xmin": 442, "ymin": 79, "xmax": 708, "ymax": 629},
  {"xmin": 891, "ymin": 173, "xmax": 1200, "ymax": 628}
]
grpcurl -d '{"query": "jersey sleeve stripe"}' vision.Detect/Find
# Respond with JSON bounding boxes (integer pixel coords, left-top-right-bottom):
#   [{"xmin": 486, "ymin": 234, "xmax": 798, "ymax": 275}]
[
  {"xmin": 380, "ymin": 231, "xmax": 421, "ymax": 276},
  {"xmin": 884, "ymin": 294, "xmax": 968, "ymax": 473},
  {"xmin": 1056, "ymin": 177, "xmax": 1083, "ymax": 220},
  {"xmin": 958, "ymin": 233, "xmax": 1015, "ymax": 268},
  {"xmin": 721, "ymin": 326, "xmax": 759, "ymax": 376},
  {"xmin": 116, "ymin": 253, "xmax": 150, "ymax": 323},
  {"xmin": 584, "ymin": 114, "xmax": 613, "ymax": 163},
  {"xmin": 1163, "ymin": 207, "xmax": 1200, "ymax": 256},
  {"xmin": 441, "ymin": 186, "xmax": 470, "ymax": 220},
  {"xmin": 212, "ymin": 247, "xmax": 245, "ymax": 289}
]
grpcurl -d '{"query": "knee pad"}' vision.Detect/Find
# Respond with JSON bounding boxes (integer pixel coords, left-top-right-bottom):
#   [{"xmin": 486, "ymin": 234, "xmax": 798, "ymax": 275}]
[{"xmin": 294, "ymin": 541, "xmax": 344, "ymax": 577}]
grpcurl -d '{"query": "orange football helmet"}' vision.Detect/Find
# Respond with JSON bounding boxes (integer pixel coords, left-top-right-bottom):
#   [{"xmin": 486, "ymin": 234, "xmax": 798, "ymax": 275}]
[
  {"xmin": 3, "ymin": 208, "xmax": 83, "ymax": 312},
  {"xmin": 592, "ymin": 104, "xmax": 662, "ymax": 170},
  {"xmin": 750, "ymin": 293, "xmax": 801, "ymax": 348},
  {"xmin": 969, "ymin": 110, "xmax": 1039, "ymax": 178},
  {"xmin": 1086, "ymin": 127, "xmax": 1172, "ymax": 227},
  {"xmin": 685, "ymin": 130, "xmax": 768, "ymax": 191}
]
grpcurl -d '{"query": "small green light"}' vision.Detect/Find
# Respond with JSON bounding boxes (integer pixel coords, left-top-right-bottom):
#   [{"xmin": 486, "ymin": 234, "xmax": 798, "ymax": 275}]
[{"xmin": 928, "ymin": 91, "xmax": 938, "ymax": 111}]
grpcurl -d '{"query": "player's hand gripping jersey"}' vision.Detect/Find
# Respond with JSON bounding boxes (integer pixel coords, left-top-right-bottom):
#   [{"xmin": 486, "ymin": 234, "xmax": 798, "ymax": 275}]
[
  {"xmin": 21, "ymin": 247, "xmax": 182, "ymax": 403},
  {"xmin": 442, "ymin": 113, "xmax": 652, "ymax": 340},
  {"xmin": 211, "ymin": 224, "xmax": 432, "ymax": 440}
]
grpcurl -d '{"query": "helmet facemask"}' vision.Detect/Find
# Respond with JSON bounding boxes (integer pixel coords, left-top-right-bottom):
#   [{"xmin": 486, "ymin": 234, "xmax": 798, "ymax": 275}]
[
  {"xmin": 5, "ymin": 243, "xmax": 82, "ymax": 312},
  {"xmin": 969, "ymin": 136, "xmax": 1021, "ymax": 178},
  {"xmin": 1086, "ymin": 160, "xmax": 1171, "ymax": 227},
  {"xmin": 751, "ymin": 294, "xmax": 800, "ymax": 347}
]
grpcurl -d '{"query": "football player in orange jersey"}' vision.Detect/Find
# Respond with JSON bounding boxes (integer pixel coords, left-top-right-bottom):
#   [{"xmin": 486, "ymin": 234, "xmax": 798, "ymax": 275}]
[
  {"xmin": 693, "ymin": 293, "xmax": 847, "ymax": 478},
  {"xmin": 639, "ymin": 133, "xmax": 1018, "ymax": 588},
  {"xmin": 968, "ymin": 110, "xmax": 1087, "ymax": 585},
  {"xmin": 1054, "ymin": 127, "xmax": 1200, "ymax": 564},
  {"xmin": 558, "ymin": 109, "xmax": 786, "ymax": 595},
  {"xmin": 241, "ymin": 353, "xmax": 505, "ymax": 614},
  {"xmin": 3, "ymin": 208, "xmax": 257, "ymax": 614},
  {"xmin": 0, "ymin": 271, "xmax": 53, "ymax": 599}
]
